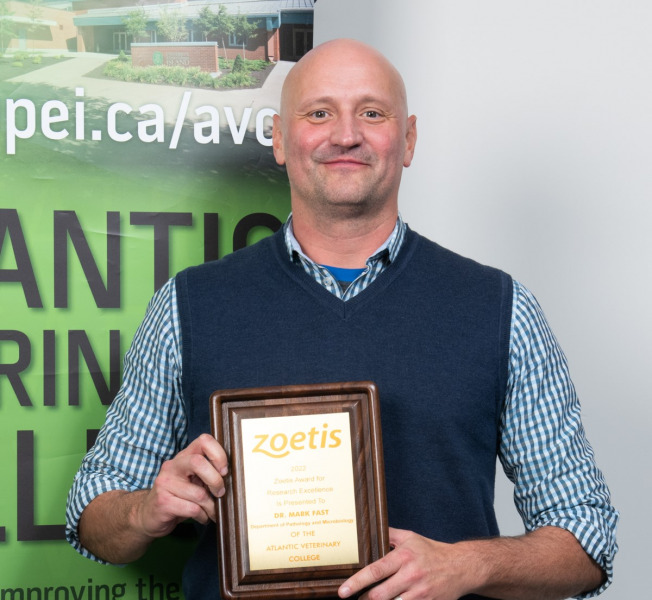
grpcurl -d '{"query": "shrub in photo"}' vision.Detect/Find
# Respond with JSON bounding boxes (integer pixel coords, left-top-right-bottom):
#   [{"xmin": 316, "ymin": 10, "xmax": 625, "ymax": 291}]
[{"xmin": 232, "ymin": 54, "xmax": 245, "ymax": 73}]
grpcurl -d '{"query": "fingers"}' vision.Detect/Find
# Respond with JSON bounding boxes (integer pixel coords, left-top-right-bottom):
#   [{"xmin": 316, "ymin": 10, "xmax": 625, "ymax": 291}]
[
  {"xmin": 140, "ymin": 434, "xmax": 229, "ymax": 535},
  {"xmin": 339, "ymin": 550, "xmax": 402, "ymax": 599},
  {"xmin": 340, "ymin": 529, "xmax": 461, "ymax": 600},
  {"xmin": 193, "ymin": 433, "xmax": 229, "ymax": 477},
  {"xmin": 142, "ymin": 478, "xmax": 215, "ymax": 534},
  {"xmin": 174, "ymin": 433, "xmax": 229, "ymax": 497},
  {"xmin": 340, "ymin": 528, "xmax": 411, "ymax": 598}
]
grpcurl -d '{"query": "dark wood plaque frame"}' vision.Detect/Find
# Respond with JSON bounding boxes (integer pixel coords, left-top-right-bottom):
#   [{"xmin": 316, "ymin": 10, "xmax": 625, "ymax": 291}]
[{"xmin": 210, "ymin": 381, "xmax": 389, "ymax": 600}]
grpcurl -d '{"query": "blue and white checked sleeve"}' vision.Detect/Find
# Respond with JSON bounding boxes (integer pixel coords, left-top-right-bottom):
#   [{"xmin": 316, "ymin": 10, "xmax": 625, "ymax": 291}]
[
  {"xmin": 500, "ymin": 280, "xmax": 618, "ymax": 598},
  {"xmin": 65, "ymin": 278, "xmax": 187, "ymax": 562}
]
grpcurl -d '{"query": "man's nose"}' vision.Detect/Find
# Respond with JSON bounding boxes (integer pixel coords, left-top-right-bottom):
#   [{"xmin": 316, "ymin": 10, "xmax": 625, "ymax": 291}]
[{"xmin": 329, "ymin": 114, "xmax": 363, "ymax": 147}]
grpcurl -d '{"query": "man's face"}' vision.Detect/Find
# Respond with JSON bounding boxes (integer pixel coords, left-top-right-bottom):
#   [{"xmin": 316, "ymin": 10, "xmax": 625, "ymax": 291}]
[{"xmin": 273, "ymin": 41, "xmax": 417, "ymax": 221}]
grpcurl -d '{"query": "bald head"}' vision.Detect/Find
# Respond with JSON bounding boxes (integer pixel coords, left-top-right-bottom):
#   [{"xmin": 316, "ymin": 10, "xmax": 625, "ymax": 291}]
[
  {"xmin": 280, "ymin": 39, "xmax": 409, "ymax": 122},
  {"xmin": 272, "ymin": 38, "xmax": 417, "ymax": 233}
]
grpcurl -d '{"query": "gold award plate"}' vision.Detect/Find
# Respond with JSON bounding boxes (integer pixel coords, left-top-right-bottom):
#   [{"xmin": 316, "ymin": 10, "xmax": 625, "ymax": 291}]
[{"xmin": 210, "ymin": 381, "xmax": 389, "ymax": 600}]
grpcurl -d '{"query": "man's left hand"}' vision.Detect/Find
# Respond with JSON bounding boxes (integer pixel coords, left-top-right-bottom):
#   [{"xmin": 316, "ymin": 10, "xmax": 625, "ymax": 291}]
[
  {"xmin": 338, "ymin": 525, "xmax": 604, "ymax": 600},
  {"xmin": 338, "ymin": 527, "xmax": 475, "ymax": 600}
]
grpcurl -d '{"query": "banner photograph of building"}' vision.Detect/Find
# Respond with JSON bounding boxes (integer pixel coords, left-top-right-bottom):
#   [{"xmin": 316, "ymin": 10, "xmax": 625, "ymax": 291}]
[{"xmin": 0, "ymin": 0, "xmax": 314, "ymax": 62}]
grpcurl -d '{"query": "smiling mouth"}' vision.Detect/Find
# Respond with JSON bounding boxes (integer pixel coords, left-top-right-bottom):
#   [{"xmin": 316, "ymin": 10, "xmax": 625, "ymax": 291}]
[
  {"xmin": 322, "ymin": 158, "xmax": 369, "ymax": 168},
  {"xmin": 314, "ymin": 148, "xmax": 373, "ymax": 167}
]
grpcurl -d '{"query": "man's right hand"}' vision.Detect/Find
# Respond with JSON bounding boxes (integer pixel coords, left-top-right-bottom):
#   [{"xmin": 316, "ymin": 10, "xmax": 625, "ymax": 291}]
[
  {"xmin": 136, "ymin": 433, "xmax": 229, "ymax": 537},
  {"xmin": 78, "ymin": 433, "xmax": 228, "ymax": 564}
]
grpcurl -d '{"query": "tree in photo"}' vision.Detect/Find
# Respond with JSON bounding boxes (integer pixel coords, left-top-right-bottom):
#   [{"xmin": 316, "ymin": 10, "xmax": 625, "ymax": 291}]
[
  {"xmin": 157, "ymin": 7, "xmax": 188, "ymax": 43},
  {"xmin": 0, "ymin": 0, "xmax": 16, "ymax": 53},
  {"xmin": 212, "ymin": 3, "xmax": 233, "ymax": 62},
  {"xmin": 233, "ymin": 11, "xmax": 256, "ymax": 60},
  {"xmin": 196, "ymin": 5, "xmax": 216, "ymax": 42},
  {"xmin": 123, "ymin": 6, "xmax": 149, "ymax": 47},
  {"xmin": 27, "ymin": 0, "xmax": 43, "ymax": 49}
]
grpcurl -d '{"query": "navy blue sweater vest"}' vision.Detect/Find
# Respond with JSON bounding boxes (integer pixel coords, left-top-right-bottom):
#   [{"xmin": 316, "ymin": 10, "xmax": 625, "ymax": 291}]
[{"xmin": 176, "ymin": 227, "xmax": 513, "ymax": 600}]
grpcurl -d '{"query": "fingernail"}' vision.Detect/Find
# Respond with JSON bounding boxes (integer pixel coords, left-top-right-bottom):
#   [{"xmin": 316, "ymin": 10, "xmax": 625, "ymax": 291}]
[{"xmin": 339, "ymin": 586, "xmax": 350, "ymax": 598}]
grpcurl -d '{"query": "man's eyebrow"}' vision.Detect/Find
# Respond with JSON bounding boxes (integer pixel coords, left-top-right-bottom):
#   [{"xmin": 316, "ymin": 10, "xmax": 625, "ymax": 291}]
[
  {"xmin": 295, "ymin": 95, "xmax": 394, "ymax": 110},
  {"xmin": 295, "ymin": 96, "xmax": 337, "ymax": 109}
]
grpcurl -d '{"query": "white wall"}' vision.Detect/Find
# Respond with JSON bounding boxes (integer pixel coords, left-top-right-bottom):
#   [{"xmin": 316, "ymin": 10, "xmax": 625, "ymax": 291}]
[{"xmin": 315, "ymin": 2, "xmax": 651, "ymax": 597}]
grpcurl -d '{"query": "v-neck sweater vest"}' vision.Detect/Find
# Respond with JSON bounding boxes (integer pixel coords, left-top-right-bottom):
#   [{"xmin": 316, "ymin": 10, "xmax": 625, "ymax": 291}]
[{"xmin": 176, "ymin": 227, "xmax": 513, "ymax": 600}]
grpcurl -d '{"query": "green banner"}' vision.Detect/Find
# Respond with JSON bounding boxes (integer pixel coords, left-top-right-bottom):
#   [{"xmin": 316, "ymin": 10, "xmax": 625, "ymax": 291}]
[{"xmin": 0, "ymin": 1, "xmax": 313, "ymax": 593}]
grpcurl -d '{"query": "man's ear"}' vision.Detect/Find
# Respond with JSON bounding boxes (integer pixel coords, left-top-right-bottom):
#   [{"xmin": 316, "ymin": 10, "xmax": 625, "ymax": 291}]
[
  {"xmin": 403, "ymin": 115, "xmax": 417, "ymax": 168},
  {"xmin": 272, "ymin": 114, "xmax": 286, "ymax": 166}
]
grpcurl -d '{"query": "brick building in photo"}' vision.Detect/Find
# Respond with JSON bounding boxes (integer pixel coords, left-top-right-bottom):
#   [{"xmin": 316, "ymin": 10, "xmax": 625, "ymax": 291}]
[
  {"xmin": 1, "ymin": 0, "xmax": 314, "ymax": 62},
  {"xmin": 75, "ymin": 0, "xmax": 313, "ymax": 61}
]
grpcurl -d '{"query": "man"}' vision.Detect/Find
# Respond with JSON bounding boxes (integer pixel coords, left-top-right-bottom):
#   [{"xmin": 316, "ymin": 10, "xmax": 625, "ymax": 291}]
[{"xmin": 66, "ymin": 39, "xmax": 617, "ymax": 600}]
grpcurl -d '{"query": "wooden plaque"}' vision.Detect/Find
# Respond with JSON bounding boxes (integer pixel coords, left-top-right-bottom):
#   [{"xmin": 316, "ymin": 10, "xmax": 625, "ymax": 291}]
[{"xmin": 210, "ymin": 381, "xmax": 389, "ymax": 600}]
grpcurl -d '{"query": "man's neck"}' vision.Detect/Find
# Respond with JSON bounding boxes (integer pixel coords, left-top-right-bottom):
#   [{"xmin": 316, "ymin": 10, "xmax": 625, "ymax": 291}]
[{"xmin": 290, "ymin": 207, "xmax": 399, "ymax": 268}]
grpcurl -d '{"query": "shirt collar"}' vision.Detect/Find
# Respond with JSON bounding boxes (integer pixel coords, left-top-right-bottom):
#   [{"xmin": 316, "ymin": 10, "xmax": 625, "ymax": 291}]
[{"xmin": 283, "ymin": 213, "xmax": 406, "ymax": 267}]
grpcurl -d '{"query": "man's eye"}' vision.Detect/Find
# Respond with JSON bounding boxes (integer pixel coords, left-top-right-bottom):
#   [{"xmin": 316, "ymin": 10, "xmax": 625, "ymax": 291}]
[
  {"xmin": 364, "ymin": 110, "xmax": 380, "ymax": 118},
  {"xmin": 310, "ymin": 110, "xmax": 328, "ymax": 119}
]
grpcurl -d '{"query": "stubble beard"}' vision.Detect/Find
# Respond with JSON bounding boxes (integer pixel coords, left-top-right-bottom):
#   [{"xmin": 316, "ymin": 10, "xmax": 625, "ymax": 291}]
[
  {"xmin": 305, "ymin": 178, "xmax": 387, "ymax": 222},
  {"xmin": 306, "ymin": 153, "xmax": 389, "ymax": 221}
]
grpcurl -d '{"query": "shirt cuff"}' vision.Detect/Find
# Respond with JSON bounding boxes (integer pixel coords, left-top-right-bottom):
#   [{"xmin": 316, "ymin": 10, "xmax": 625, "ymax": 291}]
[
  {"xmin": 65, "ymin": 469, "xmax": 138, "ymax": 565},
  {"xmin": 529, "ymin": 509, "xmax": 618, "ymax": 598}
]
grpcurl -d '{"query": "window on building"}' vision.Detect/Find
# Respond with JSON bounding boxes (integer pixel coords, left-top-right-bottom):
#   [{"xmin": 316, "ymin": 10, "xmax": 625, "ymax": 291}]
[{"xmin": 228, "ymin": 32, "xmax": 244, "ymax": 47}]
